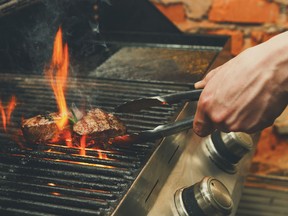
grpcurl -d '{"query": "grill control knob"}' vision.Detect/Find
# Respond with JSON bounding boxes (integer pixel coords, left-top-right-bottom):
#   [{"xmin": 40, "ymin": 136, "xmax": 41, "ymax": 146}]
[
  {"xmin": 174, "ymin": 176, "xmax": 233, "ymax": 216},
  {"xmin": 205, "ymin": 130, "xmax": 253, "ymax": 173}
]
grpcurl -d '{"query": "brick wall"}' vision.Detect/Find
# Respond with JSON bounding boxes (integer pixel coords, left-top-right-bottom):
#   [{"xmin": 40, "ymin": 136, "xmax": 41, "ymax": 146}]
[{"xmin": 151, "ymin": 0, "xmax": 288, "ymax": 55}]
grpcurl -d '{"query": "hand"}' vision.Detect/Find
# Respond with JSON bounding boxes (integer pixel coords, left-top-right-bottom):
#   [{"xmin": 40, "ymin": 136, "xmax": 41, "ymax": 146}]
[{"xmin": 193, "ymin": 32, "xmax": 288, "ymax": 137}]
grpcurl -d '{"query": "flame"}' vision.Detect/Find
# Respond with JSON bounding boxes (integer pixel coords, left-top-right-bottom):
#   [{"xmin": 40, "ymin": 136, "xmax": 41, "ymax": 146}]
[
  {"xmin": 98, "ymin": 150, "xmax": 108, "ymax": 159},
  {"xmin": 0, "ymin": 101, "xmax": 6, "ymax": 131},
  {"xmin": 65, "ymin": 137, "xmax": 72, "ymax": 148},
  {"xmin": 42, "ymin": 27, "xmax": 112, "ymax": 159},
  {"xmin": 46, "ymin": 27, "xmax": 69, "ymax": 130},
  {"xmin": 7, "ymin": 95, "xmax": 16, "ymax": 123},
  {"xmin": 51, "ymin": 192, "xmax": 61, "ymax": 196},
  {"xmin": 80, "ymin": 135, "xmax": 86, "ymax": 156},
  {"xmin": 62, "ymin": 129, "xmax": 72, "ymax": 148},
  {"xmin": 0, "ymin": 96, "xmax": 17, "ymax": 132}
]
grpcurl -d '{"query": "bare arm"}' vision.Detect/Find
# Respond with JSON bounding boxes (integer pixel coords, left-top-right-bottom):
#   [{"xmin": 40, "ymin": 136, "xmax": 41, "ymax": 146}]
[{"xmin": 193, "ymin": 31, "xmax": 288, "ymax": 137}]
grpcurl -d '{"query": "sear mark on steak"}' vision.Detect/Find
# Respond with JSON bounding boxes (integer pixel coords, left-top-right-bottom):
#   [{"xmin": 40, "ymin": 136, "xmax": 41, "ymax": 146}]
[{"xmin": 73, "ymin": 108, "xmax": 126, "ymax": 142}]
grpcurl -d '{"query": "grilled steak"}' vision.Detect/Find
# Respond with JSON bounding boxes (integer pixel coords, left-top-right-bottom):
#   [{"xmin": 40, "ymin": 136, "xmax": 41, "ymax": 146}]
[
  {"xmin": 22, "ymin": 108, "xmax": 126, "ymax": 145},
  {"xmin": 73, "ymin": 108, "xmax": 126, "ymax": 142},
  {"xmin": 21, "ymin": 112, "xmax": 68, "ymax": 144}
]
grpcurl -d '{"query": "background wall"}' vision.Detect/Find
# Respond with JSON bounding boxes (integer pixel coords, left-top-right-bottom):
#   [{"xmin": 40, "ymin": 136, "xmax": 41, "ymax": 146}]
[{"xmin": 151, "ymin": 0, "xmax": 288, "ymax": 55}]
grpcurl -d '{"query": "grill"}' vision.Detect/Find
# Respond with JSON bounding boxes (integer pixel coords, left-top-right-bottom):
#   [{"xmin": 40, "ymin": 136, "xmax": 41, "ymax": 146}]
[
  {"xmin": 0, "ymin": 1, "xmax": 254, "ymax": 215},
  {"xmin": 0, "ymin": 74, "xmax": 195, "ymax": 215}
]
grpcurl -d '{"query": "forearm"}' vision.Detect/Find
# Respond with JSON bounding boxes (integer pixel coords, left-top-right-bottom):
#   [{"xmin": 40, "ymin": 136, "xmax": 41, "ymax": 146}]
[{"xmin": 255, "ymin": 31, "xmax": 288, "ymax": 96}]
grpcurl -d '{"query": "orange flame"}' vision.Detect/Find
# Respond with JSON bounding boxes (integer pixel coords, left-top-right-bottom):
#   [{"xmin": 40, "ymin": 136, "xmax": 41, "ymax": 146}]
[
  {"xmin": 7, "ymin": 95, "xmax": 16, "ymax": 123},
  {"xmin": 98, "ymin": 151, "xmax": 108, "ymax": 160},
  {"xmin": 44, "ymin": 27, "xmax": 112, "ymax": 159},
  {"xmin": 65, "ymin": 137, "xmax": 72, "ymax": 148},
  {"xmin": 0, "ymin": 101, "xmax": 6, "ymax": 131},
  {"xmin": 46, "ymin": 27, "xmax": 69, "ymax": 130},
  {"xmin": 0, "ymin": 96, "xmax": 17, "ymax": 132},
  {"xmin": 80, "ymin": 135, "xmax": 86, "ymax": 156}
]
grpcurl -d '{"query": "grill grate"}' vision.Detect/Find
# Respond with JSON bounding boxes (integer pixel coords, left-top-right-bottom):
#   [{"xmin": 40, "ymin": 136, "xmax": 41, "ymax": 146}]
[
  {"xmin": 0, "ymin": 74, "xmax": 193, "ymax": 215},
  {"xmin": 237, "ymin": 174, "xmax": 288, "ymax": 216}
]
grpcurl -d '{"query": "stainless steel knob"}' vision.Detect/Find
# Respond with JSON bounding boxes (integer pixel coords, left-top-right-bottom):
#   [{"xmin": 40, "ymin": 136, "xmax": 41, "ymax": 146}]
[
  {"xmin": 175, "ymin": 176, "xmax": 233, "ymax": 216},
  {"xmin": 219, "ymin": 132, "xmax": 253, "ymax": 161},
  {"xmin": 205, "ymin": 130, "xmax": 253, "ymax": 173}
]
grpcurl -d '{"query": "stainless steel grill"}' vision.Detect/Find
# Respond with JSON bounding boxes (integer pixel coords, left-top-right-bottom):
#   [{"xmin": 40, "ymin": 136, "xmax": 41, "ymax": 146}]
[
  {"xmin": 0, "ymin": 1, "xmax": 255, "ymax": 215},
  {"xmin": 0, "ymin": 74, "xmax": 193, "ymax": 215}
]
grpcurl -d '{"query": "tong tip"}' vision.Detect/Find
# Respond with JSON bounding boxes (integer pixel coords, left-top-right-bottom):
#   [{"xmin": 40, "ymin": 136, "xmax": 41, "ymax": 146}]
[{"xmin": 115, "ymin": 98, "xmax": 164, "ymax": 113}]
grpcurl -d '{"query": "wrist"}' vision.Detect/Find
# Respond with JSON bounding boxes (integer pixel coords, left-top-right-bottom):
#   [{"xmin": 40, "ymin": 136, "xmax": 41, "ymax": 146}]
[{"xmin": 258, "ymin": 32, "xmax": 288, "ymax": 97}]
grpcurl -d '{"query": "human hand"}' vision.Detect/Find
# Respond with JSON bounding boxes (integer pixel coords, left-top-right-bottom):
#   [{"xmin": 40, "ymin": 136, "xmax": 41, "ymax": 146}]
[{"xmin": 193, "ymin": 32, "xmax": 288, "ymax": 137}]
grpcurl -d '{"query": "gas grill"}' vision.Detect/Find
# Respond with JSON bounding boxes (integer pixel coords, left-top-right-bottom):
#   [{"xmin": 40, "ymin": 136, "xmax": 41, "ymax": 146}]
[
  {"xmin": 0, "ymin": 1, "xmax": 257, "ymax": 216},
  {"xmin": 0, "ymin": 74, "xmax": 194, "ymax": 215}
]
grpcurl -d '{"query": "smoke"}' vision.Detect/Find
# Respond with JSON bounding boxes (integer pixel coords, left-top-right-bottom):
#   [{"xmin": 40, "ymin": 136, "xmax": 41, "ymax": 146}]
[
  {"xmin": 0, "ymin": 0, "xmax": 114, "ymax": 74},
  {"xmin": 23, "ymin": 0, "xmax": 68, "ymax": 73},
  {"xmin": 22, "ymin": 0, "xmax": 110, "ymax": 74},
  {"xmin": 101, "ymin": 0, "xmax": 112, "ymax": 6}
]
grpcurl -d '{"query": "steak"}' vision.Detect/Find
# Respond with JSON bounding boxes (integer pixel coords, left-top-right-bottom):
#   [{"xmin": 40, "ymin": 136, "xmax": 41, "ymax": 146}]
[
  {"xmin": 21, "ymin": 108, "xmax": 126, "ymax": 145},
  {"xmin": 73, "ymin": 108, "xmax": 126, "ymax": 142},
  {"xmin": 21, "ymin": 112, "xmax": 67, "ymax": 144}
]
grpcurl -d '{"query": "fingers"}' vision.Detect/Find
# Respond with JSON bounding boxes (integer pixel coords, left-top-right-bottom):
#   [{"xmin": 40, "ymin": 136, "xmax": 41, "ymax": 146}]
[
  {"xmin": 194, "ymin": 80, "xmax": 205, "ymax": 89},
  {"xmin": 193, "ymin": 66, "xmax": 223, "ymax": 136},
  {"xmin": 193, "ymin": 104, "xmax": 215, "ymax": 137}
]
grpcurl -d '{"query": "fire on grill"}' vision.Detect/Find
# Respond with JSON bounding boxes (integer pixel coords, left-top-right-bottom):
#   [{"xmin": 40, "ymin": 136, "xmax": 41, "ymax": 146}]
[{"xmin": 20, "ymin": 27, "xmax": 126, "ymax": 151}]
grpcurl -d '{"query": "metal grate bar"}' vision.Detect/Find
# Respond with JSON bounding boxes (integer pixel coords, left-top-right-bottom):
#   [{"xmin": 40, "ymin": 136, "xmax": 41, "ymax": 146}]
[{"xmin": 0, "ymin": 197, "xmax": 102, "ymax": 216}]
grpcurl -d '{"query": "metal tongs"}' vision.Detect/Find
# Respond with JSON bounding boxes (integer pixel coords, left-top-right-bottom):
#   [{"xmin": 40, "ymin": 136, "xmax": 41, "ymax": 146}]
[
  {"xmin": 115, "ymin": 89, "xmax": 202, "ymax": 113},
  {"xmin": 112, "ymin": 89, "xmax": 202, "ymax": 146}
]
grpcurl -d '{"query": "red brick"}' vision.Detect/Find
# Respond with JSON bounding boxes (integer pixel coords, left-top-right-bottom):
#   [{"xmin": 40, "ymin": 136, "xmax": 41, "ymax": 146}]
[
  {"xmin": 209, "ymin": 0, "xmax": 280, "ymax": 24},
  {"xmin": 208, "ymin": 29, "xmax": 244, "ymax": 55},
  {"xmin": 250, "ymin": 30, "xmax": 278, "ymax": 46},
  {"xmin": 177, "ymin": 20, "xmax": 223, "ymax": 32},
  {"xmin": 153, "ymin": 3, "xmax": 186, "ymax": 24}
]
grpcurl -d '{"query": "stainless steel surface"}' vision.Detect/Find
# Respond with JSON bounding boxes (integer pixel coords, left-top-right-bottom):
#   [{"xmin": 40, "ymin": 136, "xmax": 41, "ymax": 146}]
[
  {"xmin": 148, "ymin": 130, "xmax": 256, "ymax": 216},
  {"xmin": 112, "ymin": 102, "xmax": 196, "ymax": 216},
  {"xmin": 195, "ymin": 177, "xmax": 233, "ymax": 216},
  {"xmin": 208, "ymin": 179, "xmax": 232, "ymax": 209},
  {"xmin": 205, "ymin": 131, "xmax": 254, "ymax": 173},
  {"xmin": 220, "ymin": 132, "xmax": 253, "ymax": 159},
  {"xmin": 175, "ymin": 176, "xmax": 233, "ymax": 216},
  {"xmin": 174, "ymin": 188, "xmax": 189, "ymax": 216}
]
